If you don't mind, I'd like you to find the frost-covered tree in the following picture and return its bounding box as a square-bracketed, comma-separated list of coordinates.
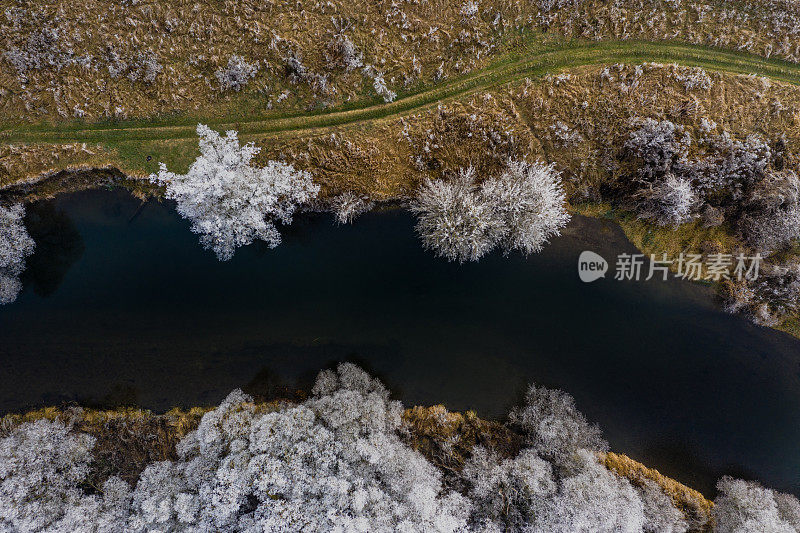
[412, 168, 505, 263]
[481, 159, 571, 255]
[0, 365, 701, 533]
[329, 191, 374, 224]
[713, 476, 800, 533]
[215, 55, 259, 92]
[638, 479, 689, 533]
[463, 447, 557, 530]
[635, 173, 698, 227]
[0, 204, 35, 305]
[125, 363, 471, 532]
[412, 161, 570, 262]
[463, 447, 647, 532]
[528, 449, 645, 533]
[508, 383, 608, 467]
[0, 419, 129, 532]
[150, 124, 319, 261]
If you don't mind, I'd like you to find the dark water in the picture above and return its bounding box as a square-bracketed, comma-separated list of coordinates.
[2, 188, 800, 497]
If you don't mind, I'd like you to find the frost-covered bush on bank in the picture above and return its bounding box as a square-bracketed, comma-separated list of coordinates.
[0, 204, 35, 305]
[4, 363, 792, 532]
[150, 125, 319, 261]
[412, 160, 571, 263]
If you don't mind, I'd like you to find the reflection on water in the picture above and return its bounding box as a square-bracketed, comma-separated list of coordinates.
[22, 201, 85, 297]
[1, 188, 800, 497]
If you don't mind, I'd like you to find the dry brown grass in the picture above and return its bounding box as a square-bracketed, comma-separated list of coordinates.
[602, 451, 714, 528]
[401, 405, 523, 474]
[3, 0, 800, 125]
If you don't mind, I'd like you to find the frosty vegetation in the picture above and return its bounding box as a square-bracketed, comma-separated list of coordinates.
[7, 0, 800, 121]
[713, 476, 800, 532]
[635, 174, 698, 227]
[509, 383, 609, 467]
[621, 118, 800, 250]
[215, 56, 258, 92]
[327, 35, 363, 72]
[329, 191, 375, 225]
[616, 116, 800, 326]
[0, 204, 35, 305]
[2, 363, 793, 532]
[4, 28, 68, 77]
[412, 160, 570, 263]
[724, 260, 800, 327]
[150, 125, 319, 261]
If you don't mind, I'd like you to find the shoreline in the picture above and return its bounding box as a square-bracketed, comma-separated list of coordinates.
[0, 400, 714, 522]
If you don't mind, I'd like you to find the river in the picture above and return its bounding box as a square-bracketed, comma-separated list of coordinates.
[1, 187, 800, 496]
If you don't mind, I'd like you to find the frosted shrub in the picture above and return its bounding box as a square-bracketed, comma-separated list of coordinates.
[373, 74, 397, 103]
[699, 133, 772, 201]
[549, 121, 584, 147]
[738, 170, 800, 251]
[725, 261, 800, 326]
[0, 204, 35, 305]
[673, 66, 713, 91]
[150, 124, 319, 261]
[329, 191, 374, 224]
[285, 52, 331, 95]
[713, 476, 800, 532]
[412, 161, 570, 262]
[4, 28, 68, 76]
[482, 160, 571, 255]
[412, 168, 504, 263]
[127, 52, 162, 84]
[461, 1, 480, 17]
[328, 35, 363, 71]
[508, 383, 608, 467]
[636, 174, 698, 227]
[215, 55, 258, 92]
[625, 119, 691, 180]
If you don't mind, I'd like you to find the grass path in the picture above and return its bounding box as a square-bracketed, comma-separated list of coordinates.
[2, 38, 800, 178]
[5, 40, 800, 145]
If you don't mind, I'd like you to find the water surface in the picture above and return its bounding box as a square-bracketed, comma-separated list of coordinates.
[2, 188, 800, 496]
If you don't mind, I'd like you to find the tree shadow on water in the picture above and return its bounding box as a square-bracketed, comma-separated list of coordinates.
[22, 201, 85, 297]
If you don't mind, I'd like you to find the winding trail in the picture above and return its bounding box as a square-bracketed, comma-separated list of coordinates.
[4, 40, 800, 146]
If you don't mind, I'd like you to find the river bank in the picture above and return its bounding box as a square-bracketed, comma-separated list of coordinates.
[0, 400, 714, 527]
